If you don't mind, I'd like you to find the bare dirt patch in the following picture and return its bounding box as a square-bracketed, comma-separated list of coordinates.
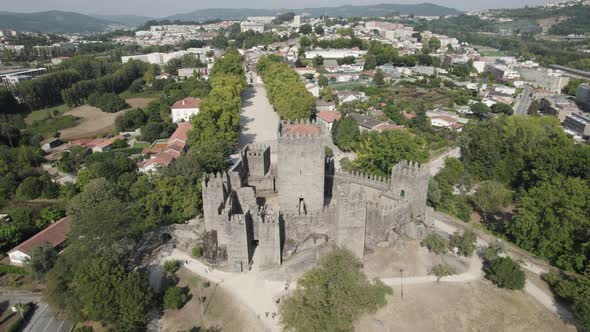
[161, 267, 265, 332]
[355, 281, 575, 332]
[363, 240, 469, 278]
[59, 97, 154, 139]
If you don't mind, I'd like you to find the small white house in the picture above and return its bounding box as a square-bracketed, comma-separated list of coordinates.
[171, 97, 202, 123]
[8, 217, 71, 265]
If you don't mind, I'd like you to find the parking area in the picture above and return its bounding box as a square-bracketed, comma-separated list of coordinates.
[23, 303, 72, 332]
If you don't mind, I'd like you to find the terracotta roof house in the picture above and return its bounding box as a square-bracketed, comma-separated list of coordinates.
[282, 123, 322, 136]
[316, 111, 342, 131]
[138, 122, 192, 173]
[171, 97, 202, 123]
[8, 217, 71, 265]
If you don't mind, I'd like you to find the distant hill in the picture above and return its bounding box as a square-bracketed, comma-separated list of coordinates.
[165, 3, 462, 21]
[91, 14, 154, 27]
[0, 11, 115, 33]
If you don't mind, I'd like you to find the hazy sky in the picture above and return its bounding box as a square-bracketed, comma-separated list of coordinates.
[2, 0, 554, 17]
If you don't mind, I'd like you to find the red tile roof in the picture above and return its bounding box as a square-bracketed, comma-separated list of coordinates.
[9, 217, 71, 255]
[171, 97, 202, 109]
[317, 111, 342, 123]
[283, 124, 321, 136]
[169, 122, 192, 143]
[373, 122, 405, 132]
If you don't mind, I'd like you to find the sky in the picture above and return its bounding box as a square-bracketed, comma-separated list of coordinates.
[1, 0, 554, 17]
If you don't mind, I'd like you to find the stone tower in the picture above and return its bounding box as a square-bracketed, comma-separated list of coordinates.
[389, 161, 429, 223]
[202, 172, 228, 231]
[277, 120, 325, 214]
[245, 144, 270, 177]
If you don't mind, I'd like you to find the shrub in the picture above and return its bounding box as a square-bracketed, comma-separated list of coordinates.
[87, 92, 129, 113]
[420, 233, 448, 254]
[75, 327, 94, 332]
[163, 286, 189, 310]
[192, 246, 203, 258]
[432, 263, 456, 282]
[449, 230, 477, 257]
[162, 260, 182, 275]
[0, 264, 29, 275]
[483, 256, 525, 290]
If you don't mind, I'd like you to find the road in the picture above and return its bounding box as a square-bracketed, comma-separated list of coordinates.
[237, 84, 280, 164]
[0, 291, 71, 332]
[428, 147, 461, 176]
[513, 85, 534, 116]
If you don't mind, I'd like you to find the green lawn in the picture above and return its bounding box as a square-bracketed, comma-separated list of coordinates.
[119, 89, 163, 100]
[25, 104, 70, 125]
[472, 45, 506, 57]
[133, 141, 150, 149]
[28, 115, 79, 138]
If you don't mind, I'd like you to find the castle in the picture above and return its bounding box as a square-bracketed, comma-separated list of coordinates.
[202, 120, 431, 272]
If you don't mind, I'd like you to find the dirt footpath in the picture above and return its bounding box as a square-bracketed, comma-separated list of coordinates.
[59, 98, 154, 139]
[355, 281, 575, 332]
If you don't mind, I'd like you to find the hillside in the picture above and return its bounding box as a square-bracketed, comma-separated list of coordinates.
[91, 14, 154, 27]
[0, 11, 115, 33]
[165, 3, 462, 21]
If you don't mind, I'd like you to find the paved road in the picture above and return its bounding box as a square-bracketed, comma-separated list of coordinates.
[23, 302, 72, 332]
[514, 85, 534, 116]
[428, 147, 461, 176]
[237, 84, 280, 163]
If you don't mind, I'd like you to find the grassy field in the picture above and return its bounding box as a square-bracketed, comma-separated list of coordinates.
[472, 45, 506, 57]
[24, 104, 70, 125]
[119, 89, 163, 100]
[28, 115, 79, 138]
[160, 267, 264, 332]
[356, 281, 574, 332]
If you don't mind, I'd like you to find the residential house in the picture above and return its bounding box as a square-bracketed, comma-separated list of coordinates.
[316, 111, 341, 131]
[337, 91, 366, 104]
[306, 83, 320, 97]
[171, 97, 201, 123]
[40, 138, 62, 152]
[138, 122, 192, 173]
[8, 217, 71, 265]
[349, 113, 404, 132]
[426, 110, 468, 131]
[316, 100, 336, 112]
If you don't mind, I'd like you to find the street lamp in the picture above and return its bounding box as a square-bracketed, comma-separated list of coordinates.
[400, 268, 404, 300]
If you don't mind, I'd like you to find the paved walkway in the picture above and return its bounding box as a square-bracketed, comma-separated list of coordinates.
[237, 84, 280, 164]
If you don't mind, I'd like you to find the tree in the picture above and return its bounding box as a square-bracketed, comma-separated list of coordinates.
[318, 75, 329, 88]
[319, 86, 337, 102]
[471, 102, 490, 116]
[313, 55, 324, 67]
[354, 130, 428, 177]
[332, 117, 360, 152]
[471, 181, 511, 224]
[492, 102, 513, 115]
[428, 36, 441, 51]
[280, 248, 392, 331]
[299, 24, 312, 35]
[374, 69, 385, 86]
[67, 178, 117, 219]
[483, 256, 525, 290]
[420, 233, 448, 254]
[163, 286, 189, 310]
[300, 36, 311, 48]
[449, 230, 477, 257]
[314, 25, 325, 35]
[28, 244, 57, 280]
[432, 263, 456, 282]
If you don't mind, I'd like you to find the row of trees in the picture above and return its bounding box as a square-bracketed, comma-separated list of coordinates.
[13, 70, 81, 110]
[188, 48, 246, 156]
[257, 55, 315, 120]
[61, 60, 148, 107]
[86, 92, 128, 113]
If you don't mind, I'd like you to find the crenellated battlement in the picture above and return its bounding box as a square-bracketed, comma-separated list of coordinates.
[203, 172, 225, 188]
[245, 144, 269, 157]
[391, 160, 428, 178]
[278, 119, 325, 140]
[334, 170, 391, 189]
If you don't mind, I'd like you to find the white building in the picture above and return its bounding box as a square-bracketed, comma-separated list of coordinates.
[8, 217, 71, 265]
[247, 16, 276, 23]
[171, 97, 202, 123]
[240, 21, 265, 33]
[0, 68, 47, 86]
[305, 48, 367, 59]
[515, 66, 569, 93]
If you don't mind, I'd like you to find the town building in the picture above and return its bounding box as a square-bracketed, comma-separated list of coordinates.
[316, 111, 341, 131]
[138, 122, 192, 173]
[485, 63, 520, 81]
[577, 84, 590, 112]
[171, 97, 201, 123]
[305, 49, 367, 59]
[8, 217, 71, 265]
[515, 66, 569, 93]
[0, 68, 47, 86]
[178, 67, 208, 79]
[240, 21, 265, 33]
[563, 112, 590, 138]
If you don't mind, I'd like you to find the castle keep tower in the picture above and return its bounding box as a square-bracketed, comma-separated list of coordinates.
[277, 120, 325, 214]
[389, 161, 429, 223]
